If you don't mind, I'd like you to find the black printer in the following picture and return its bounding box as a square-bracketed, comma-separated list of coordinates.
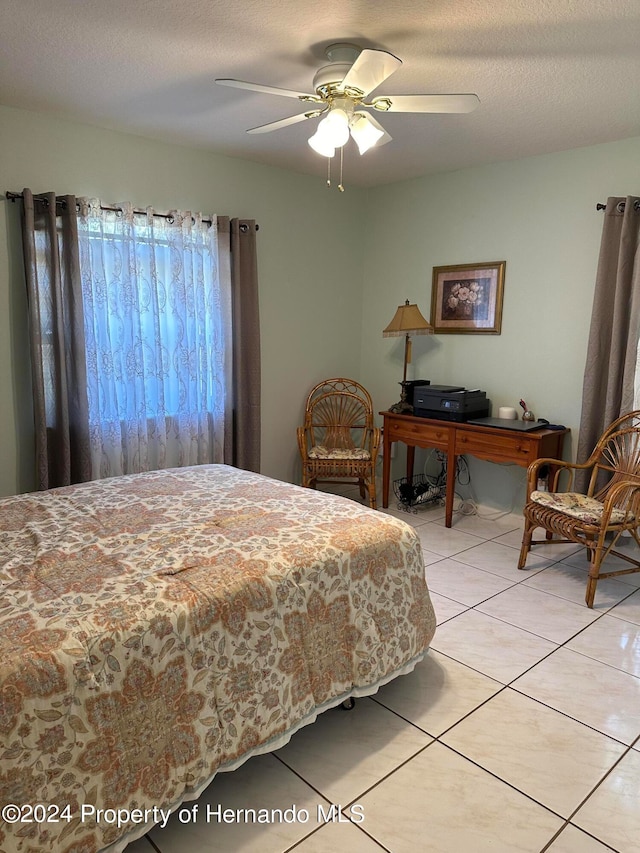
[413, 385, 491, 422]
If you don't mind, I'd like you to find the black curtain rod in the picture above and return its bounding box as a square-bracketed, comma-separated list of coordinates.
[597, 199, 640, 211]
[4, 191, 259, 230]
[10, 189, 614, 219]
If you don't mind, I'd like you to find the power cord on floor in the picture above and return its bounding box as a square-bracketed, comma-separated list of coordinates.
[423, 449, 470, 490]
[458, 464, 527, 520]
[424, 449, 526, 520]
[419, 450, 472, 512]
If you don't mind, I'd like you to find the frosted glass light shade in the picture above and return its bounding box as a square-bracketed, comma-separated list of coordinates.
[350, 113, 385, 154]
[308, 107, 351, 157]
[319, 108, 350, 147]
[308, 131, 335, 157]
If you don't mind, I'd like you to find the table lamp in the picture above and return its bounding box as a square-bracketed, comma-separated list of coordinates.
[383, 300, 433, 413]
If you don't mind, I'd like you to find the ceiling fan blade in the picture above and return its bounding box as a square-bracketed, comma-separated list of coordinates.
[216, 78, 315, 101]
[246, 112, 318, 134]
[339, 49, 402, 97]
[374, 93, 480, 113]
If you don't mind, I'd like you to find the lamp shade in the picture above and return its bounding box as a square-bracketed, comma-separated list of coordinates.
[383, 300, 433, 337]
[308, 131, 335, 158]
[350, 113, 385, 155]
[320, 108, 350, 147]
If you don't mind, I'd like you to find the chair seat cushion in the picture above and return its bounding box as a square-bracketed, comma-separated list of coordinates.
[530, 491, 631, 524]
[308, 445, 371, 460]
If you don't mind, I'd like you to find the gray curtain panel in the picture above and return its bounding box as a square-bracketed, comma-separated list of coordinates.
[230, 217, 261, 473]
[20, 189, 92, 489]
[576, 196, 640, 489]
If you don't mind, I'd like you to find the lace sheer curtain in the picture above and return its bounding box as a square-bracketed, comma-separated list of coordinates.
[77, 200, 232, 478]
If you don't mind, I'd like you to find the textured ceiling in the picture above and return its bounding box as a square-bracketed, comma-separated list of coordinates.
[0, 0, 639, 187]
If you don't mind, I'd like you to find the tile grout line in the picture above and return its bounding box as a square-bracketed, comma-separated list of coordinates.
[430, 606, 640, 744]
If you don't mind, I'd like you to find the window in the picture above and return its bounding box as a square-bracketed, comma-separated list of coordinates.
[20, 189, 259, 490]
[76, 201, 231, 477]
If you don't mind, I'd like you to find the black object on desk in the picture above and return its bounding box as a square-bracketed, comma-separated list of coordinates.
[466, 417, 547, 432]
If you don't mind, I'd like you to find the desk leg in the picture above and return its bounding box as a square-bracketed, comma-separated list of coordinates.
[445, 455, 456, 527]
[382, 434, 391, 508]
[445, 430, 457, 527]
[407, 445, 416, 481]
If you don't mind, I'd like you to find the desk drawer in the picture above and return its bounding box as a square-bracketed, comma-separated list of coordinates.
[456, 430, 532, 465]
[388, 419, 450, 449]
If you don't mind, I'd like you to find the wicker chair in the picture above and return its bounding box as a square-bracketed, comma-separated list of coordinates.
[297, 378, 381, 509]
[518, 411, 640, 607]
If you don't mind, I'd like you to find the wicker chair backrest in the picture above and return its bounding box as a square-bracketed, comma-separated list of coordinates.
[589, 414, 640, 504]
[303, 379, 374, 451]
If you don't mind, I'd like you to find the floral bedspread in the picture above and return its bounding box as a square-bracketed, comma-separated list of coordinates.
[0, 465, 435, 852]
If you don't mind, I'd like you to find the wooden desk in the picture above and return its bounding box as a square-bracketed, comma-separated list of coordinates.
[380, 411, 569, 527]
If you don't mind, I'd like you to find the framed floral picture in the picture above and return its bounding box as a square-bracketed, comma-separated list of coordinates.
[430, 261, 506, 334]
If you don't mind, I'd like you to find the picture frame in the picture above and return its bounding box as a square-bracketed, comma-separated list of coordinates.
[430, 261, 506, 334]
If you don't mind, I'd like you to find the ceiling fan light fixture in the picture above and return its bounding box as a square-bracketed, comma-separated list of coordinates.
[217, 43, 480, 185]
[308, 130, 335, 158]
[318, 108, 350, 147]
[308, 106, 351, 158]
[349, 112, 385, 155]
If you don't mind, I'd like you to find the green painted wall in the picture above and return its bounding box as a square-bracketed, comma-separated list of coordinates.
[361, 137, 640, 509]
[1, 100, 639, 511]
[0, 104, 364, 496]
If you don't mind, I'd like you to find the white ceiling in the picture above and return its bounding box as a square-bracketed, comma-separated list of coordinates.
[1, 0, 639, 187]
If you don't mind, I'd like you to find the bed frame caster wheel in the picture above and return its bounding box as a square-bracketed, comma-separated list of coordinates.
[341, 697, 355, 710]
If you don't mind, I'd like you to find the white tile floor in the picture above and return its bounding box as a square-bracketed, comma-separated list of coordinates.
[128, 486, 640, 853]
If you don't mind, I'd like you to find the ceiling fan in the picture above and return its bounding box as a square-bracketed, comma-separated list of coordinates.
[216, 43, 480, 189]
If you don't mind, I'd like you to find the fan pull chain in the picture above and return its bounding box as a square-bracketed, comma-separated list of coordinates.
[325, 150, 345, 192]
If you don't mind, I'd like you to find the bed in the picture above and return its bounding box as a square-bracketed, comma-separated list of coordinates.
[0, 464, 436, 852]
